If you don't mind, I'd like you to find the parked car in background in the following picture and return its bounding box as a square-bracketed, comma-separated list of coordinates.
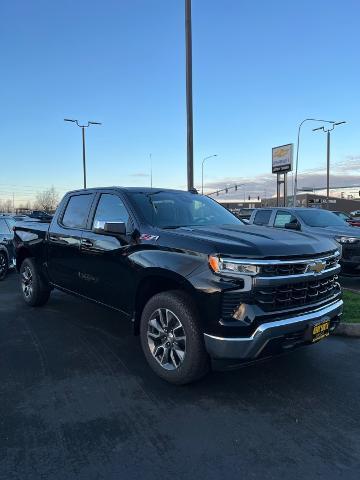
[0, 216, 16, 280]
[230, 208, 255, 221]
[14, 187, 342, 384]
[249, 207, 360, 272]
[29, 210, 53, 221]
[350, 210, 360, 217]
[331, 211, 360, 228]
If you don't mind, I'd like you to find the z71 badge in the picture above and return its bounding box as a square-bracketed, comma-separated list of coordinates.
[140, 234, 159, 241]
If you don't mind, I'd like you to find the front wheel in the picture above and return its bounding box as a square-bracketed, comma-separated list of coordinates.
[140, 290, 210, 385]
[20, 258, 51, 306]
[0, 251, 8, 281]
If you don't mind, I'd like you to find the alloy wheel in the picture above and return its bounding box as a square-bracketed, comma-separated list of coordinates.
[22, 265, 33, 299]
[0, 253, 6, 278]
[147, 308, 186, 370]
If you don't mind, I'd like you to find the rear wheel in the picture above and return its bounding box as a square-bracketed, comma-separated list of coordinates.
[140, 290, 210, 385]
[20, 258, 51, 306]
[0, 251, 8, 281]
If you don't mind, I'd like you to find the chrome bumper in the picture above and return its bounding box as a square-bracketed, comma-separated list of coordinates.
[204, 299, 343, 360]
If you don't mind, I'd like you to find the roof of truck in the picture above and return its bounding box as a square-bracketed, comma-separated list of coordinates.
[66, 187, 197, 195]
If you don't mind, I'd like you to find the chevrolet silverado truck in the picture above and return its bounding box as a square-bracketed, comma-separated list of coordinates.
[14, 187, 343, 384]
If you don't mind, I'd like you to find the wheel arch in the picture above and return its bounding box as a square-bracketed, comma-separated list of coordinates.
[16, 246, 33, 272]
[133, 270, 197, 335]
[0, 245, 9, 260]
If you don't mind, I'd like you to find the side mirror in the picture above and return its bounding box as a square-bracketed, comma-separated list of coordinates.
[94, 221, 127, 235]
[284, 222, 301, 231]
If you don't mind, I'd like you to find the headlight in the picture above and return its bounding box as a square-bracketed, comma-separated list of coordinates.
[335, 236, 360, 244]
[209, 255, 260, 276]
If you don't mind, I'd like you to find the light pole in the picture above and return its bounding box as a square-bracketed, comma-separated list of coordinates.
[185, 0, 194, 191]
[201, 154, 218, 194]
[293, 118, 335, 206]
[64, 119, 102, 189]
[313, 121, 346, 209]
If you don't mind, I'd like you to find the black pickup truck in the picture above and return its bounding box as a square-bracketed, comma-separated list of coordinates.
[14, 187, 343, 384]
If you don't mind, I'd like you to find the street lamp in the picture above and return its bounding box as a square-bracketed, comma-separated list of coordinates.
[293, 118, 335, 206]
[201, 154, 218, 194]
[313, 121, 346, 209]
[64, 119, 102, 189]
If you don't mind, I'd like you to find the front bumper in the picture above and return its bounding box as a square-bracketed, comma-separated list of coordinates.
[204, 299, 343, 360]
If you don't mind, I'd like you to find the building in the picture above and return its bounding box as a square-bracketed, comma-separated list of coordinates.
[261, 193, 360, 213]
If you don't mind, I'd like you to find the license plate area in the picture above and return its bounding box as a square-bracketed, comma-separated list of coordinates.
[310, 319, 330, 343]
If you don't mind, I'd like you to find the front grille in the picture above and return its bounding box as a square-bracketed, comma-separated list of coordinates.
[254, 274, 340, 312]
[262, 263, 307, 276]
[259, 252, 339, 277]
[222, 291, 243, 318]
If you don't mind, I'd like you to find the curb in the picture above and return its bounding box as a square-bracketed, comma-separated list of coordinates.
[334, 323, 360, 338]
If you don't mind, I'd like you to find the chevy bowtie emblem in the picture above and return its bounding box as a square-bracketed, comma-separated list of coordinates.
[308, 261, 326, 274]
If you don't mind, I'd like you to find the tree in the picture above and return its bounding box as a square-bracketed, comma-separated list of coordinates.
[0, 199, 13, 213]
[34, 186, 60, 213]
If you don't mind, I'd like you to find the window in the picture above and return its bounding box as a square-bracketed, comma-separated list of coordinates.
[129, 191, 242, 228]
[253, 210, 271, 226]
[297, 209, 346, 227]
[92, 194, 129, 229]
[0, 219, 10, 234]
[62, 194, 93, 229]
[274, 211, 298, 228]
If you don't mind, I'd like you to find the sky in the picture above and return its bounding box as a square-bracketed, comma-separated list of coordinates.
[0, 0, 359, 205]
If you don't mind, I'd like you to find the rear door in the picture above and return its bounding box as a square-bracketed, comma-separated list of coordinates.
[79, 192, 136, 314]
[252, 209, 272, 226]
[46, 193, 95, 293]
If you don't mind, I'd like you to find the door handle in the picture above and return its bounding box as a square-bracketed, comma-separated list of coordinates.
[81, 238, 93, 248]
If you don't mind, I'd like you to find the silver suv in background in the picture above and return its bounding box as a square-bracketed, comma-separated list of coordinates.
[249, 207, 360, 272]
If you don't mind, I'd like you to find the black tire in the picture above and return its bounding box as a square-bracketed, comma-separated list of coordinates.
[20, 258, 51, 307]
[140, 290, 210, 385]
[0, 251, 8, 281]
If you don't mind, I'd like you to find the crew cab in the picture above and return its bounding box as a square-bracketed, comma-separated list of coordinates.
[249, 207, 360, 272]
[14, 188, 343, 384]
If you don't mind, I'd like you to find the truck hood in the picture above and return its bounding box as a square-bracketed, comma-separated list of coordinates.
[304, 225, 360, 239]
[161, 224, 338, 258]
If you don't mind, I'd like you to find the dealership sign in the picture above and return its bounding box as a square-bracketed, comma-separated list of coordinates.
[272, 143, 294, 173]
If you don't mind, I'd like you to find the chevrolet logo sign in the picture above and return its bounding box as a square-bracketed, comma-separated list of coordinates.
[307, 261, 326, 274]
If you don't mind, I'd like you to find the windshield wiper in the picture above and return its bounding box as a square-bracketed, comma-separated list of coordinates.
[161, 225, 187, 229]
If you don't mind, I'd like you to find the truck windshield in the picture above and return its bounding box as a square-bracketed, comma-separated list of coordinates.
[297, 209, 348, 227]
[129, 191, 243, 228]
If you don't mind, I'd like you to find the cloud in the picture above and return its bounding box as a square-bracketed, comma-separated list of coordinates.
[202, 156, 360, 200]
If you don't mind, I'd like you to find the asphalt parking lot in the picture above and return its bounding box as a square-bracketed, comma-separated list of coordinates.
[1, 272, 360, 480]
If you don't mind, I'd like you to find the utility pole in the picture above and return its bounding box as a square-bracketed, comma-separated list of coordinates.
[185, 0, 194, 190]
[82, 126, 87, 189]
[64, 119, 102, 189]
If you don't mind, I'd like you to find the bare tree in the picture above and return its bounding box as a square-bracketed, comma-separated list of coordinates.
[34, 186, 60, 213]
[0, 199, 13, 213]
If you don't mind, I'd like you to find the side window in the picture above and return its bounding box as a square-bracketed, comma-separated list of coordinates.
[253, 210, 271, 226]
[62, 194, 94, 229]
[274, 211, 297, 228]
[0, 219, 10, 234]
[92, 194, 129, 229]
